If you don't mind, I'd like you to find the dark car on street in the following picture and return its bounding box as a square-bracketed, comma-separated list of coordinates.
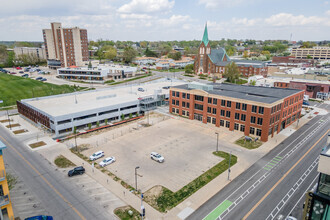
[68, 166, 85, 177]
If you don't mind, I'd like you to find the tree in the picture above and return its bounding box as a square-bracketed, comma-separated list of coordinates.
[96, 121, 100, 127]
[184, 64, 194, 74]
[103, 46, 117, 60]
[123, 46, 138, 63]
[88, 123, 92, 130]
[168, 52, 181, 61]
[0, 45, 8, 64]
[223, 62, 240, 83]
[135, 112, 139, 117]
[129, 113, 133, 119]
[96, 49, 104, 62]
[144, 47, 157, 57]
[306, 55, 313, 59]
[7, 51, 15, 67]
[140, 41, 148, 48]
[121, 114, 125, 121]
[250, 80, 256, 86]
[243, 51, 249, 58]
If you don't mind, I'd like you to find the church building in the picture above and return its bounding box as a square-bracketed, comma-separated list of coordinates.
[194, 24, 268, 77]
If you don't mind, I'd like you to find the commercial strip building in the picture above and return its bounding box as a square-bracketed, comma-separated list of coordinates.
[133, 56, 194, 69]
[169, 82, 304, 142]
[17, 80, 184, 137]
[194, 25, 268, 77]
[291, 47, 330, 60]
[271, 56, 316, 67]
[42, 22, 89, 68]
[302, 141, 330, 219]
[0, 141, 14, 220]
[13, 47, 47, 60]
[57, 65, 137, 83]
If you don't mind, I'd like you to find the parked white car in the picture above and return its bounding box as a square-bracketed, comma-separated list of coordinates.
[150, 152, 164, 163]
[99, 157, 116, 167]
[89, 151, 104, 161]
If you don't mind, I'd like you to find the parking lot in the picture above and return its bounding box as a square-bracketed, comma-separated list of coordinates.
[75, 116, 257, 193]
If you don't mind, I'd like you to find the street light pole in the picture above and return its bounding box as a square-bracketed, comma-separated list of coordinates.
[135, 166, 140, 192]
[215, 132, 219, 152]
[227, 151, 232, 180]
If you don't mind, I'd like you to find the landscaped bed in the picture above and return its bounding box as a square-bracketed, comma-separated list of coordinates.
[0, 119, 12, 123]
[13, 129, 28, 134]
[54, 155, 76, 168]
[29, 141, 46, 149]
[6, 123, 20, 128]
[114, 205, 140, 220]
[235, 136, 263, 149]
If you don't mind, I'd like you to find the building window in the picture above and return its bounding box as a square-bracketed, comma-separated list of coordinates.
[207, 116, 211, 123]
[176, 109, 179, 114]
[236, 102, 241, 110]
[207, 107, 212, 113]
[257, 117, 263, 125]
[240, 125, 245, 132]
[195, 95, 204, 101]
[172, 108, 175, 113]
[221, 100, 226, 106]
[234, 123, 239, 130]
[182, 110, 186, 115]
[176, 100, 179, 106]
[187, 103, 190, 108]
[182, 102, 186, 108]
[212, 118, 216, 124]
[252, 105, 257, 113]
[187, 94, 190, 99]
[194, 104, 204, 111]
[250, 127, 255, 135]
[274, 124, 278, 133]
[256, 129, 262, 136]
[251, 116, 256, 124]
[227, 101, 231, 108]
[241, 114, 246, 121]
[235, 113, 240, 120]
[208, 97, 212, 104]
[182, 93, 186, 99]
[220, 120, 224, 127]
[187, 111, 190, 116]
[172, 91, 175, 97]
[212, 108, 217, 115]
[242, 103, 247, 111]
[213, 98, 217, 105]
[220, 109, 225, 116]
[226, 111, 231, 118]
[226, 121, 230, 128]
[268, 127, 273, 135]
[172, 99, 175, 105]
[259, 107, 264, 114]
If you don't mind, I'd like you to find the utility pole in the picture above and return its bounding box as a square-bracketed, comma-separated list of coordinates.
[215, 132, 219, 152]
[228, 151, 232, 180]
[135, 166, 140, 192]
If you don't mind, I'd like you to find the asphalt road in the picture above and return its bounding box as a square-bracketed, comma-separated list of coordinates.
[0, 125, 116, 219]
[187, 114, 330, 220]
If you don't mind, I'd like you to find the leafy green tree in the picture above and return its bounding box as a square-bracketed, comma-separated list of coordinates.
[121, 114, 125, 121]
[306, 55, 313, 59]
[96, 121, 100, 127]
[103, 46, 117, 60]
[123, 46, 138, 63]
[184, 64, 194, 73]
[73, 126, 77, 134]
[129, 113, 133, 119]
[250, 80, 256, 86]
[0, 45, 8, 64]
[105, 119, 108, 125]
[88, 123, 92, 130]
[223, 62, 240, 83]
[7, 51, 15, 67]
[135, 112, 139, 117]
[144, 47, 157, 57]
[243, 51, 249, 58]
[168, 52, 181, 60]
[140, 41, 148, 48]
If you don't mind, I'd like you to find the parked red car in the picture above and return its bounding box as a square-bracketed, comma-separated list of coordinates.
[16, 67, 22, 70]
[10, 72, 17, 74]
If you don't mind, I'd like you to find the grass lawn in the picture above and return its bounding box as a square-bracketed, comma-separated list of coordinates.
[54, 155, 76, 168]
[0, 73, 85, 106]
[106, 73, 152, 85]
[146, 151, 237, 212]
[114, 206, 140, 220]
[235, 136, 263, 149]
[29, 141, 46, 149]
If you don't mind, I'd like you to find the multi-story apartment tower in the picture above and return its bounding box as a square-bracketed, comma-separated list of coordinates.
[42, 22, 89, 68]
[291, 47, 330, 60]
[0, 141, 14, 219]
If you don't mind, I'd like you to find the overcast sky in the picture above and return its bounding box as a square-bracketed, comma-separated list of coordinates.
[1, 0, 329, 42]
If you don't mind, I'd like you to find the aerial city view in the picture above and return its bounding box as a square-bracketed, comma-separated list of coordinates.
[0, 0, 330, 220]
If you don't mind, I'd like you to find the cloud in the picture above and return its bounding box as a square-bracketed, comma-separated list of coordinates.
[117, 0, 175, 14]
[198, 0, 244, 9]
[265, 13, 330, 26]
[158, 15, 191, 26]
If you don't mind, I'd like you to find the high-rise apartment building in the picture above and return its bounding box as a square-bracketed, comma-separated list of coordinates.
[0, 141, 14, 220]
[42, 22, 89, 68]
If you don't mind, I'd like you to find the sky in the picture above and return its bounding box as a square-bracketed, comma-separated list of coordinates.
[0, 0, 329, 42]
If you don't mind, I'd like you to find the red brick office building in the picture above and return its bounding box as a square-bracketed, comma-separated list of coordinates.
[170, 83, 304, 142]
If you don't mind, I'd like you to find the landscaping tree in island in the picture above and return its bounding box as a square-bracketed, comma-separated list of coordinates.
[121, 114, 125, 121]
[184, 64, 194, 74]
[135, 112, 139, 118]
[96, 121, 100, 127]
[105, 119, 108, 125]
[129, 113, 133, 119]
[88, 123, 92, 130]
[223, 62, 240, 83]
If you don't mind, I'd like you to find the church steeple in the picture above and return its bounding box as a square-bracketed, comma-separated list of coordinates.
[201, 23, 209, 46]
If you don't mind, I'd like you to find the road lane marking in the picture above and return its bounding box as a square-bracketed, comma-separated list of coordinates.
[242, 129, 329, 220]
[0, 135, 86, 220]
[203, 200, 232, 220]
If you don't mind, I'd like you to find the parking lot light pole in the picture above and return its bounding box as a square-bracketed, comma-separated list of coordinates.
[215, 132, 219, 152]
[135, 166, 140, 192]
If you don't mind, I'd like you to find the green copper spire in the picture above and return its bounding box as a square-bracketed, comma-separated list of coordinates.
[201, 23, 209, 46]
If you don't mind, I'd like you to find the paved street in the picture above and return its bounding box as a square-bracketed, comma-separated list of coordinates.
[0, 124, 120, 220]
[187, 114, 330, 220]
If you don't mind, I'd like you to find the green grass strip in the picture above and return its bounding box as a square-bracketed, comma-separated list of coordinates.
[203, 200, 233, 220]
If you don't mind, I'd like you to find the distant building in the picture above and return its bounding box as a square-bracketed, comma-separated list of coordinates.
[173, 45, 185, 54]
[0, 141, 14, 220]
[272, 56, 316, 66]
[194, 24, 268, 77]
[170, 82, 304, 142]
[133, 57, 158, 65]
[42, 22, 89, 69]
[13, 47, 46, 60]
[291, 47, 330, 60]
[289, 80, 330, 99]
[302, 139, 330, 219]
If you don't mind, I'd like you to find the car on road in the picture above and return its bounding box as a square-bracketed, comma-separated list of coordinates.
[36, 77, 43, 80]
[150, 152, 164, 163]
[99, 157, 116, 167]
[68, 166, 85, 177]
[89, 151, 104, 161]
[22, 74, 29, 78]
[19, 71, 24, 74]
[10, 72, 17, 74]
[40, 78, 47, 81]
[138, 87, 145, 92]
[162, 86, 170, 89]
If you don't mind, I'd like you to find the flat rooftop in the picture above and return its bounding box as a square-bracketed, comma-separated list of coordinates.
[173, 83, 302, 104]
[22, 80, 184, 118]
